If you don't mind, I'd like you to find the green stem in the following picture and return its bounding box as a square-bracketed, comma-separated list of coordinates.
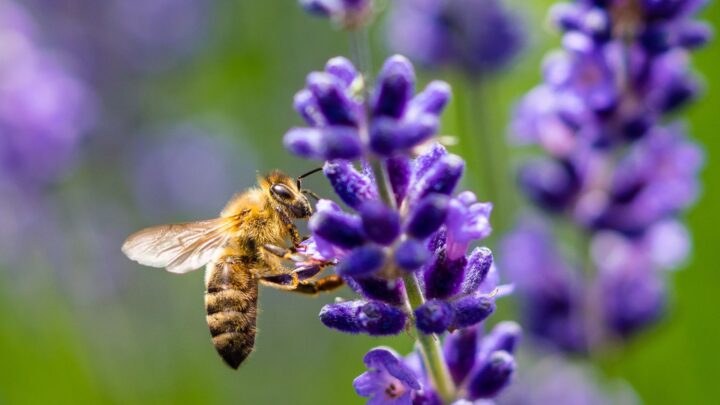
[403, 273, 457, 404]
[348, 28, 372, 89]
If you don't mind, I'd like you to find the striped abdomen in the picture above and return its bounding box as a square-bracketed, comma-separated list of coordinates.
[204, 256, 258, 369]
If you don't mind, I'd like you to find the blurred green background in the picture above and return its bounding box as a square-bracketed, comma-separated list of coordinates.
[0, 1, 718, 404]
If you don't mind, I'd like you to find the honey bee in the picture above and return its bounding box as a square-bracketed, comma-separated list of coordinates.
[121, 169, 343, 369]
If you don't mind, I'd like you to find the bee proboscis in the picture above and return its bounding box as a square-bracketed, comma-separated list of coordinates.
[122, 169, 342, 369]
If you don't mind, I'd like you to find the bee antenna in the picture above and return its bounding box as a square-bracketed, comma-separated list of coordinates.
[296, 167, 323, 189]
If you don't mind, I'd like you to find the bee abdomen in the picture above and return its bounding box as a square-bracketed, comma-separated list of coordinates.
[205, 257, 259, 369]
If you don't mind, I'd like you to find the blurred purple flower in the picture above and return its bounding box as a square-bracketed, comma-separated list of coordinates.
[502, 214, 694, 350]
[0, 0, 95, 185]
[507, 0, 709, 348]
[497, 356, 638, 405]
[500, 218, 589, 353]
[298, 0, 373, 29]
[26, 0, 211, 74]
[387, 0, 526, 76]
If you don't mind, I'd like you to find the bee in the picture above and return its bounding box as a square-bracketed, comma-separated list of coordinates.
[121, 169, 342, 369]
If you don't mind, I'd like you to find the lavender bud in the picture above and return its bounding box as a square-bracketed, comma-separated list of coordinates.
[467, 351, 515, 399]
[325, 56, 358, 87]
[360, 201, 400, 245]
[406, 194, 450, 239]
[284, 127, 324, 159]
[372, 115, 438, 155]
[410, 154, 464, 203]
[394, 239, 430, 272]
[518, 158, 580, 212]
[323, 161, 378, 210]
[293, 89, 324, 126]
[369, 117, 402, 156]
[413, 142, 448, 180]
[396, 114, 439, 149]
[336, 245, 386, 278]
[372, 55, 415, 118]
[319, 300, 363, 333]
[414, 300, 453, 334]
[309, 208, 365, 249]
[485, 321, 522, 354]
[677, 22, 713, 49]
[659, 75, 698, 113]
[358, 301, 407, 336]
[346, 276, 405, 306]
[444, 328, 478, 385]
[451, 295, 496, 329]
[299, 0, 335, 16]
[284, 127, 363, 160]
[306, 72, 357, 126]
[385, 155, 411, 206]
[424, 252, 467, 300]
[407, 81, 451, 117]
[461, 247, 493, 295]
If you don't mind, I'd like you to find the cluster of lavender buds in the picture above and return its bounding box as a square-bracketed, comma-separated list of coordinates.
[298, 0, 373, 29]
[284, 55, 519, 403]
[0, 0, 95, 186]
[387, 0, 526, 76]
[506, 0, 710, 352]
[354, 322, 520, 404]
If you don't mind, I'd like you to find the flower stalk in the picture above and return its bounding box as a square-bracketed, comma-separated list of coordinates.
[351, 28, 458, 404]
[402, 271, 457, 404]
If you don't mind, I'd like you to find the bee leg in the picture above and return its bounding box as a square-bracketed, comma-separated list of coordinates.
[289, 225, 302, 247]
[263, 243, 302, 261]
[260, 274, 344, 295]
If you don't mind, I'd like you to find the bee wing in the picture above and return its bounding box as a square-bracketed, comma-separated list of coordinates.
[122, 217, 239, 274]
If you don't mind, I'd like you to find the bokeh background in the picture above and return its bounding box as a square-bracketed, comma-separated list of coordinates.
[0, 1, 717, 404]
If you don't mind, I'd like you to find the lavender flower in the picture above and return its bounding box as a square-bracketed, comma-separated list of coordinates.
[0, 0, 95, 186]
[387, 0, 526, 76]
[27, 0, 211, 74]
[506, 0, 709, 350]
[285, 59, 481, 319]
[285, 55, 451, 160]
[284, 55, 519, 401]
[299, 0, 373, 29]
[497, 356, 639, 405]
[354, 322, 521, 403]
[311, 143, 505, 337]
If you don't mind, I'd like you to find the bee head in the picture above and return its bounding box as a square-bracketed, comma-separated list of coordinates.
[259, 170, 317, 219]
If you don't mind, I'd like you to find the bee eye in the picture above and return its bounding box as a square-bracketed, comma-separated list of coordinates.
[271, 184, 294, 201]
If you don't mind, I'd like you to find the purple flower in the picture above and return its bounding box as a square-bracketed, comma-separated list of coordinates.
[284, 57, 507, 339]
[497, 355, 639, 405]
[0, 0, 95, 186]
[355, 322, 521, 403]
[27, 0, 211, 73]
[299, 0, 373, 29]
[354, 348, 421, 404]
[500, 219, 589, 353]
[310, 144, 502, 336]
[508, 0, 709, 347]
[387, 0, 526, 76]
[284, 56, 450, 160]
